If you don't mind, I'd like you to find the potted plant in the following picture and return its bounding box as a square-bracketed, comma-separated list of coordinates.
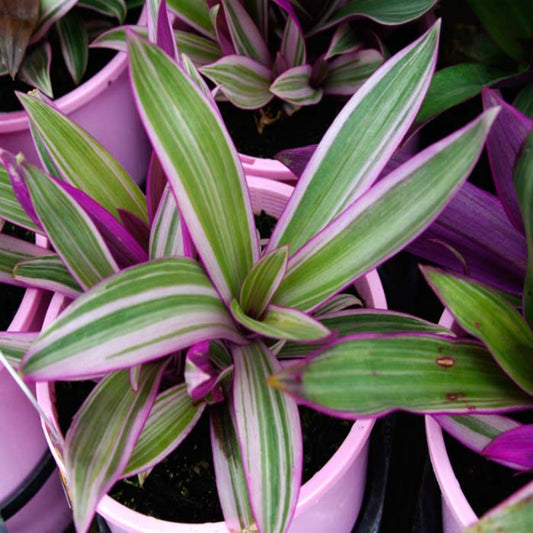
[0, 0, 150, 183]
[0, 14, 506, 532]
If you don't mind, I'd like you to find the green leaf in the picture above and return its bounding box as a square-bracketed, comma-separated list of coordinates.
[56, 10, 88, 85]
[34, 0, 77, 41]
[270, 65, 323, 106]
[18, 92, 148, 224]
[128, 36, 259, 305]
[18, 42, 53, 97]
[240, 246, 288, 318]
[415, 63, 512, 125]
[514, 130, 533, 327]
[77, 0, 127, 22]
[232, 341, 302, 533]
[13, 254, 82, 297]
[175, 30, 223, 66]
[123, 384, 205, 477]
[21, 258, 242, 380]
[268, 22, 440, 255]
[514, 83, 533, 118]
[0, 233, 50, 283]
[270, 334, 533, 417]
[272, 108, 498, 311]
[166, 0, 215, 38]
[65, 362, 165, 533]
[149, 185, 184, 259]
[0, 331, 37, 366]
[423, 267, 533, 395]
[231, 299, 331, 342]
[22, 162, 119, 290]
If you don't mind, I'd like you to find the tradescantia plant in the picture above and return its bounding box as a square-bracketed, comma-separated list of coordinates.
[0, 0, 143, 98]
[0, 12, 526, 532]
[93, 0, 437, 125]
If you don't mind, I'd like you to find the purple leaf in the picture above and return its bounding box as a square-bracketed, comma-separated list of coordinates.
[184, 341, 223, 403]
[117, 208, 150, 253]
[157, 0, 178, 59]
[483, 88, 533, 233]
[408, 181, 527, 294]
[483, 424, 533, 470]
[146, 152, 167, 223]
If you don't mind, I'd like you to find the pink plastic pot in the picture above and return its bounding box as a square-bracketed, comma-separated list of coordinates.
[0, 13, 149, 185]
[0, 288, 72, 533]
[35, 177, 386, 532]
[425, 309, 478, 533]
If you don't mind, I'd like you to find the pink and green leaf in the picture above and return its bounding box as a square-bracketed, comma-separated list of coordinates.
[56, 10, 88, 85]
[240, 246, 288, 318]
[201, 55, 273, 110]
[313, 294, 363, 316]
[270, 65, 323, 106]
[280, 14, 306, 67]
[21, 258, 242, 380]
[422, 266, 533, 395]
[269, 333, 533, 418]
[167, 0, 215, 39]
[18, 42, 53, 97]
[65, 362, 165, 533]
[325, 23, 362, 59]
[33, 0, 78, 42]
[0, 331, 37, 366]
[77, 0, 127, 22]
[18, 92, 148, 224]
[123, 384, 205, 477]
[129, 36, 260, 304]
[232, 341, 302, 533]
[273, 108, 498, 311]
[267, 22, 440, 255]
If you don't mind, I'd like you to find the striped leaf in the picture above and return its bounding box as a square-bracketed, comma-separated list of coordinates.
[280, 13, 305, 67]
[313, 294, 363, 316]
[240, 246, 288, 317]
[270, 65, 323, 106]
[0, 233, 50, 285]
[326, 0, 437, 28]
[0, 331, 37, 366]
[56, 10, 88, 85]
[0, 164, 39, 232]
[272, 108, 498, 311]
[77, 0, 127, 22]
[211, 401, 255, 532]
[323, 49, 384, 96]
[434, 414, 525, 469]
[242, 0, 268, 39]
[325, 23, 362, 59]
[18, 42, 53, 97]
[514, 130, 533, 327]
[17, 92, 148, 224]
[231, 300, 331, 342]
[423, 267, 533, 395]
[149, 185, 184, 259]
[21, 161, 119, 290]
[175, 30, 223, 66]
[232, 341, 302, 533]
[13, 254, 82, 297]
[267, 22, 439, 255]
[128, 36, 260, 305]
[65, 362, 165, 533]
[123, 384, 205, 477]
[269, 334, 533, 418]
[222, 0, 270, 66]
[166, 0, 215, 38]
[33, 0, 77, 42]
[201, 55, 273, 110]
[20, 258, 242, 380]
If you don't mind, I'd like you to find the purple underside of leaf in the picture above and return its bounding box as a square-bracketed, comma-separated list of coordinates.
[1, 151, 43, 230]
[117, 208, 150, 253]
[184, 341, 219, 401]
[408, 181, 527, 294]
[483, 88, 533, 233]
[146, 152, 167, 223]
[273, 0, 299, 27]
[156, 0, 178, 60]
[482, 424, 533, 469]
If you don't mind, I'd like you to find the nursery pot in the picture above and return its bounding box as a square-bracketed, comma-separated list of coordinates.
[0, 11, 149, 185]
[0, 287, 72, 533]
[35, 177, 386, 532]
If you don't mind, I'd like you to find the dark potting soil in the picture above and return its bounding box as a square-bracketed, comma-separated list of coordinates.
[444, 429, 533, 518]
[55, 381, 352, 524]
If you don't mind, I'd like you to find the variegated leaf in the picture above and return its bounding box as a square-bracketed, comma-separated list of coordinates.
[0, 331, 37, 366]
[166, 0, 215, 38]
[323, 49, 384, 96]
[201, 55, 273, 110]
[17, 92, 148, 224]
[123, 384, 205, 477]
[149, 185, 184, 259]
[232, 342, 302, 533]
[33, 0, 77, 42]
[13, 254, 82, 297]
[18, 42, 53, 97]
[240, 246, 288, 318]
[269, 334, 533, 417]
[231, 299, 331, 342]
[129, 36, 260, 305]
[313, 294, 363, 316]
[66, 362, 165, 533]
[280, 10, 306, 67]
[267, 22, 440, 255]
[270, 65, 323, 106]
[325, 23, 361, 59]
[77, 0, 127, 22]
[56, 10, 88, 85]
[175, 30, 223, 66]
[422, 266, 533, 395]
[21, 258, 243, 380]
[272, 108, 498, 311]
